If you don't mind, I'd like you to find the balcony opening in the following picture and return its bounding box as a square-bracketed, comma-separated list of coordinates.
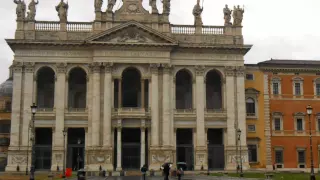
[68, 67, 87, 110]
[176, 69, 192, 109]
[206, 70, 222, 110]
[122, 68, 141, 108]
[37, 67, 55, 108]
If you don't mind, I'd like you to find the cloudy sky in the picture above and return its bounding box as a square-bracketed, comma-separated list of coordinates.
[0, 0, 320, 83]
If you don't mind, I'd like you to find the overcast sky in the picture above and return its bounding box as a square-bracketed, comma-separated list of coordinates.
[0, 0, 320, 83]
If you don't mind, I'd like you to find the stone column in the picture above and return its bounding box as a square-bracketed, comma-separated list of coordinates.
[150, 64, 159, 147]
[141, 79, 145, 108]
[103, 63, 113, 147]
[54, 63, 67, 147]
[116, 127, 122, 171]
[195, 65, 206, 170]
[224, 66, 237, 170]
[141, 127, 146, 167]
[235, 67, 249, 170]
[21, 63, 34, 147]
[91, 62, 101, 147]
[162, 64, 171, 147]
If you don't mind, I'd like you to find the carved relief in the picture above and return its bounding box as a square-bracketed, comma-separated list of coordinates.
[14, 0, 26, 21]
[151, 151, 172, 164]
[117, 32, 146, 43]
[56, 0, 69, 23]
[26, 0, 39, 21]
[68, 32, 93, 40]
[195, 65, 205, 76]
[150, 63, 160, 74]
[12, 155, 27, 164]
[36, 32, 60, 40]
[56, 63, 67, 73]
[89, 154, 111, 164]
[196, 154, 206, 165]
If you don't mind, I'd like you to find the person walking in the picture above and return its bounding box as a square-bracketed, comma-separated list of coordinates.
[162, 163, 171, 180]
[177, 166, 183, 180]
[141, 164, 148, 180]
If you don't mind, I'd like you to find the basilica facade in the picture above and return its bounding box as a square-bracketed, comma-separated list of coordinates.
[6, 0, 251, 172]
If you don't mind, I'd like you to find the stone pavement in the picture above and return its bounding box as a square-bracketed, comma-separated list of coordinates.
[70, 176, 260, 180]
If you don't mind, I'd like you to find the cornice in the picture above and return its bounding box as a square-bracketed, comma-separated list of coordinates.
[260, 67, 320, 73]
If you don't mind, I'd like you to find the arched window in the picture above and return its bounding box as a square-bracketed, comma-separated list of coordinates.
[205, 70, 222, 109]
[37, 67, 55, 108]
[175, 69, 193, 109]
[246, 98, 255, 116]
[68, 67, 87, 109]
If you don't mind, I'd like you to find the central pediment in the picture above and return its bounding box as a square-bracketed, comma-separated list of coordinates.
[86, 21, 178, 46]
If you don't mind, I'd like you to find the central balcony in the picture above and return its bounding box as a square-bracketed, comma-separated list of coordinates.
[205, 109, 227, 120]
[174, 109, 196, 120]
[112, 107, 151, 119]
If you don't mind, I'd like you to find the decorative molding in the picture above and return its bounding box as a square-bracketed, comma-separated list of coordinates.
[235, 66, 245, 77]
[12, 61, 24, 73]
[56, 63, 67, 73]
[195, 65, 205, 76]
[103, 62, 113, 73]
[23, 62, 35, 73]
[293, 112, 306, 117]
[224, 66, 235, 76]
[150, 63, 160, 74]
[90, 62, 102, 73]
[162, 63, 172, 74]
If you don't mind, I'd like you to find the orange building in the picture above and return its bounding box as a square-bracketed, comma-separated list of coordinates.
[259, 59, 320, 171]
[0, 74, 12, 171]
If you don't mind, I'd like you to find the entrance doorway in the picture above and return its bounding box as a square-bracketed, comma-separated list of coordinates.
[67, 128, 85, 170]
[35, 128, 52, 170]
[176, 129, 194, 170]
[122, 128, 141, 170]
[207, 129, 224, 170]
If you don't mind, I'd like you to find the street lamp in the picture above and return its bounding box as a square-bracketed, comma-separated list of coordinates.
[30, 103, 37, 180]
[77, 138, 81, 170]
[237, 129, 244, 177]
[62, 129, 67, 179]
[26, 121, 31, 175]
[306, 105, 316, 180]
[207, 140, 209, 176]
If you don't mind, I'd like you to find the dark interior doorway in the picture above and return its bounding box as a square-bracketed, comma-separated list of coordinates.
[67, 128, 85, 170]
[207, 129, 224, 170]
[176, 129, 194, 170]
[122, 128, 141, 170]
[35, 128, 52, 170]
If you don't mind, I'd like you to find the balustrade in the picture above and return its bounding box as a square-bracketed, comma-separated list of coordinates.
[202, 26, 224, 34]
[67, 22, 93, 32]
[171, 25, 225, 35]
[35, 21, 60, 31]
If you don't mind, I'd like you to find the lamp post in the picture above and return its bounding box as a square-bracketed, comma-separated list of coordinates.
[62, 129, 67, 179]
[207, 140, 209, 176]
[237, 129, 244, 177]
[306, 105, 316, 180]
[26, 121, 31, 175]
[30, 103, 37, 180]
[77, 138, 81, 170]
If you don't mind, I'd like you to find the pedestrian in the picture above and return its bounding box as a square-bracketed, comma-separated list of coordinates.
[162, 163, 171, 180]
[177, 166, 183, 180]
[141, 164, 148, 180]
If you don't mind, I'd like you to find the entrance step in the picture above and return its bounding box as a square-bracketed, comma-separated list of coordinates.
[125, 171, 142, 176]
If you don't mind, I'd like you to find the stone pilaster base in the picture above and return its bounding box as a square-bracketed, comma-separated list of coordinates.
[194, 146, 208, 170]
[225, 145, 250, 171]
[148, 146, 174, 171]
[85, 147, 113, 171]
[50, 147, 64, 172]
[5, 146, 29, 172]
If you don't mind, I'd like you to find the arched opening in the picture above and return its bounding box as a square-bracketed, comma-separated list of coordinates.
[206, 70, 222, 110]
[246, 98, 255, 116]
[176, 69, 193, 109]
[68, 68, 87, 109]
[37, 67, 55, 108]
[122, 68, 141, 107]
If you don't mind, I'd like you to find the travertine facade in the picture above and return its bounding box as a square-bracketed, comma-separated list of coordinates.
[6, 0, 251, 172]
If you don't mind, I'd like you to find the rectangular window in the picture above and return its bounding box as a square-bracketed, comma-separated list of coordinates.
[298, 150, 305, 163]
[296, 118, 303, 131]
[248, 125, 256, 132]
[273, 83, 279, 95]
[318, 119, 320, 131]
[248, 145, 258, 162]
[246, 74, 254, 80]
[295, 83, 301, 95]
[274, 118, 281, 131]
[275, 150, 283, 163]
[316, 84, 320, 96]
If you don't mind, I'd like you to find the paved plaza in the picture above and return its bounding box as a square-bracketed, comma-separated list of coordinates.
[70, 176, 256, 180]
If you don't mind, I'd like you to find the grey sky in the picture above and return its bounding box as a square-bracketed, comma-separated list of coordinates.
[0, 0, 320, 83]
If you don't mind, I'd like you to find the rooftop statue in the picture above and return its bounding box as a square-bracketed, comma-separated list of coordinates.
[27, 0, 39, 21]
[56, 0, 69, 23]
[149, 0, 158, 14]
[233, 5, 244, 26]
[162, 0, 171, 15]
[107, 0, 116, 12]
[223, 4, 232, 26]
[193, 0, 203, 26]
[95, 0, 103, 12]
[13, 0, 26, 21]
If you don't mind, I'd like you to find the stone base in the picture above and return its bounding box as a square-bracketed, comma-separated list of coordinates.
[194, 147, 208, 171]
[148, 147, 174, 171]
[5, 147, 29, 172]
[85, 147, 114, 171]
[225, 145, 250, 171]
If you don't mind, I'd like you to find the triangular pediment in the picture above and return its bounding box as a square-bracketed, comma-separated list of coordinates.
[86, 21, 178, 46]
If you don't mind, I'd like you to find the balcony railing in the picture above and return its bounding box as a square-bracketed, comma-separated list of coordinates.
[35, 21, 60, 31]
[37, 108, 54, 112]
[205, 108, 227, 118]
[246, 113, 256, 117]
[67, 108, 87, 112]
[202, 26, 224, 35]
[67, 22, 93, 32]
[112, 107, 150, 117]
[171, 25, 225, 35]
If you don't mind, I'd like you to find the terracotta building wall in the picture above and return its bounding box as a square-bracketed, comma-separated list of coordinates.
[269, 72, 320, 168]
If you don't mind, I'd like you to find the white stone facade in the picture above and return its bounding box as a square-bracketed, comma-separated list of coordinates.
[6, 0, 251, 172]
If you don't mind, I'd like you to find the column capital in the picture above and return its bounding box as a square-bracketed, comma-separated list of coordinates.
[12, 61, 24, 73]
[150, 63, 160, 74]
[103, 62, 113, 73]
[56, 62, 67, 73]
[23, 62, 35, 73]
[225, 66, 236, 76]
[90, 62, 102, 73]
[235, 66, 245, 77]
[161, 63, 172, 74]
[195, 65, 205, 76]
